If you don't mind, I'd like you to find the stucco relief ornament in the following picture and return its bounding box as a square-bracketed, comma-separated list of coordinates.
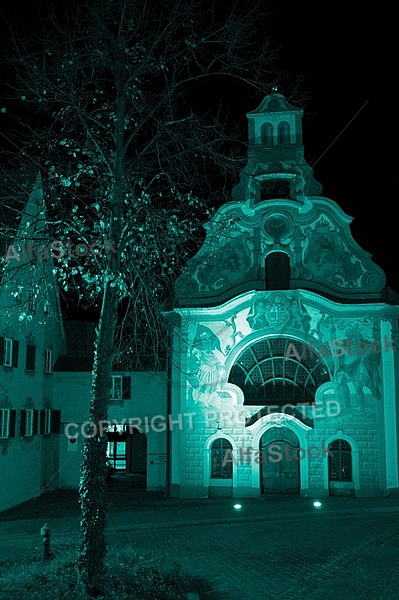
[269, 414, 286, 428]
[263, 213, 293, 244]
[302, 219, 363, 287]
[247, 293, 311, 333]
[195, 232, 253, 292]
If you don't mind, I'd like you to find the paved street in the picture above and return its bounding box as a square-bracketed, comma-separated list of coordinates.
[1, 486, 399, 599]
[109, 511, 399, 600]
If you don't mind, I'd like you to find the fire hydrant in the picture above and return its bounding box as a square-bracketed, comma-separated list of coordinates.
[40, 523, 51, 561]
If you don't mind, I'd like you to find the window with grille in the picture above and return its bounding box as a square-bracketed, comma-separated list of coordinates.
[328, 439, 352, 482]
[211, 438, 233, 479]
[228, 337, 329, 405]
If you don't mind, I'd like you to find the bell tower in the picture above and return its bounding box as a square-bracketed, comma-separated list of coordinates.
[232, 89, 322, 205]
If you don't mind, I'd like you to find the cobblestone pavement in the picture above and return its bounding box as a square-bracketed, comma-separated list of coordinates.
[1, 487, 399, 599]
[108, 512, 399, 600]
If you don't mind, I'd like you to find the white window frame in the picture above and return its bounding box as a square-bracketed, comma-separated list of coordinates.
[25, 409, 34, 437]
[44, 349, 52, 373]
[43, 409, 51, 435]
[0, 409, 10, 438]
[111, 375, 122, 400]
[3, 338, 13, 367]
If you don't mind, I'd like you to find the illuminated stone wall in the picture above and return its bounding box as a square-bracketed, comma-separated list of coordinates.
[170, 290, 399, 498]
[170, 93, 399, 499]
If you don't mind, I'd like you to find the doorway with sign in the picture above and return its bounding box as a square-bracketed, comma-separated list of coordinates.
[107, 425, 147, 487]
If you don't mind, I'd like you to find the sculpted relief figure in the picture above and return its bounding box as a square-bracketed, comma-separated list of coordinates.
[196, 233, 253, 292]
[303, 220, 363, 286]
[337, 323, 382, 410]
[187, 324, 226, 406]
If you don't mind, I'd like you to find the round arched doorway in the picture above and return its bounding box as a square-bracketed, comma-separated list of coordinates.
[260, 427, 300, 496]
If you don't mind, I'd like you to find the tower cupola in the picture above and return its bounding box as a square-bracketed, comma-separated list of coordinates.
[233, 90, 322, 204]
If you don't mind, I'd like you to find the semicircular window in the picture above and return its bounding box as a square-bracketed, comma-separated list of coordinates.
[228, 337, 330, 406]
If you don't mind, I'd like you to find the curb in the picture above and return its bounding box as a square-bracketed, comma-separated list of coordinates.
[112, 504, 399, 533]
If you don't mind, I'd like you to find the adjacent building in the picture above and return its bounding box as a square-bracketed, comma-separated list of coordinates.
[0, 175, 65, 511]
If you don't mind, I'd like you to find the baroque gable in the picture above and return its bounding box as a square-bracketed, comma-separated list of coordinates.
[175, 198, 387, 307]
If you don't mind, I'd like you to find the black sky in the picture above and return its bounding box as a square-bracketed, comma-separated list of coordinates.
[268, 4, 393, 290]
[0, 2, 394, 292]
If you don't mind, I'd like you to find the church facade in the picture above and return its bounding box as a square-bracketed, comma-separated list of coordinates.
[169, 93, 399, 499]
[1, 93, 399, 513]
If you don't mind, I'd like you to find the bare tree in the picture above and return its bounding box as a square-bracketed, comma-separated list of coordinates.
[0, 0, 299, 595]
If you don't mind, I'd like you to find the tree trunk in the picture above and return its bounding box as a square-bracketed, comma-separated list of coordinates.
[78, 38, 125, 592]
[78, 278, 119, 597]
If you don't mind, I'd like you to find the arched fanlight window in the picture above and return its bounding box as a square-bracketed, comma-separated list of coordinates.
[277, 121, 290, 144]
[228, 337, 329, 405]
[211, 438, 233, 479]
[265, 252, 290, 290]
[261, 122, 274, 145]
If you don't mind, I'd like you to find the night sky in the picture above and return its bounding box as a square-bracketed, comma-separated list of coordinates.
[0, 2, 394, 293]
